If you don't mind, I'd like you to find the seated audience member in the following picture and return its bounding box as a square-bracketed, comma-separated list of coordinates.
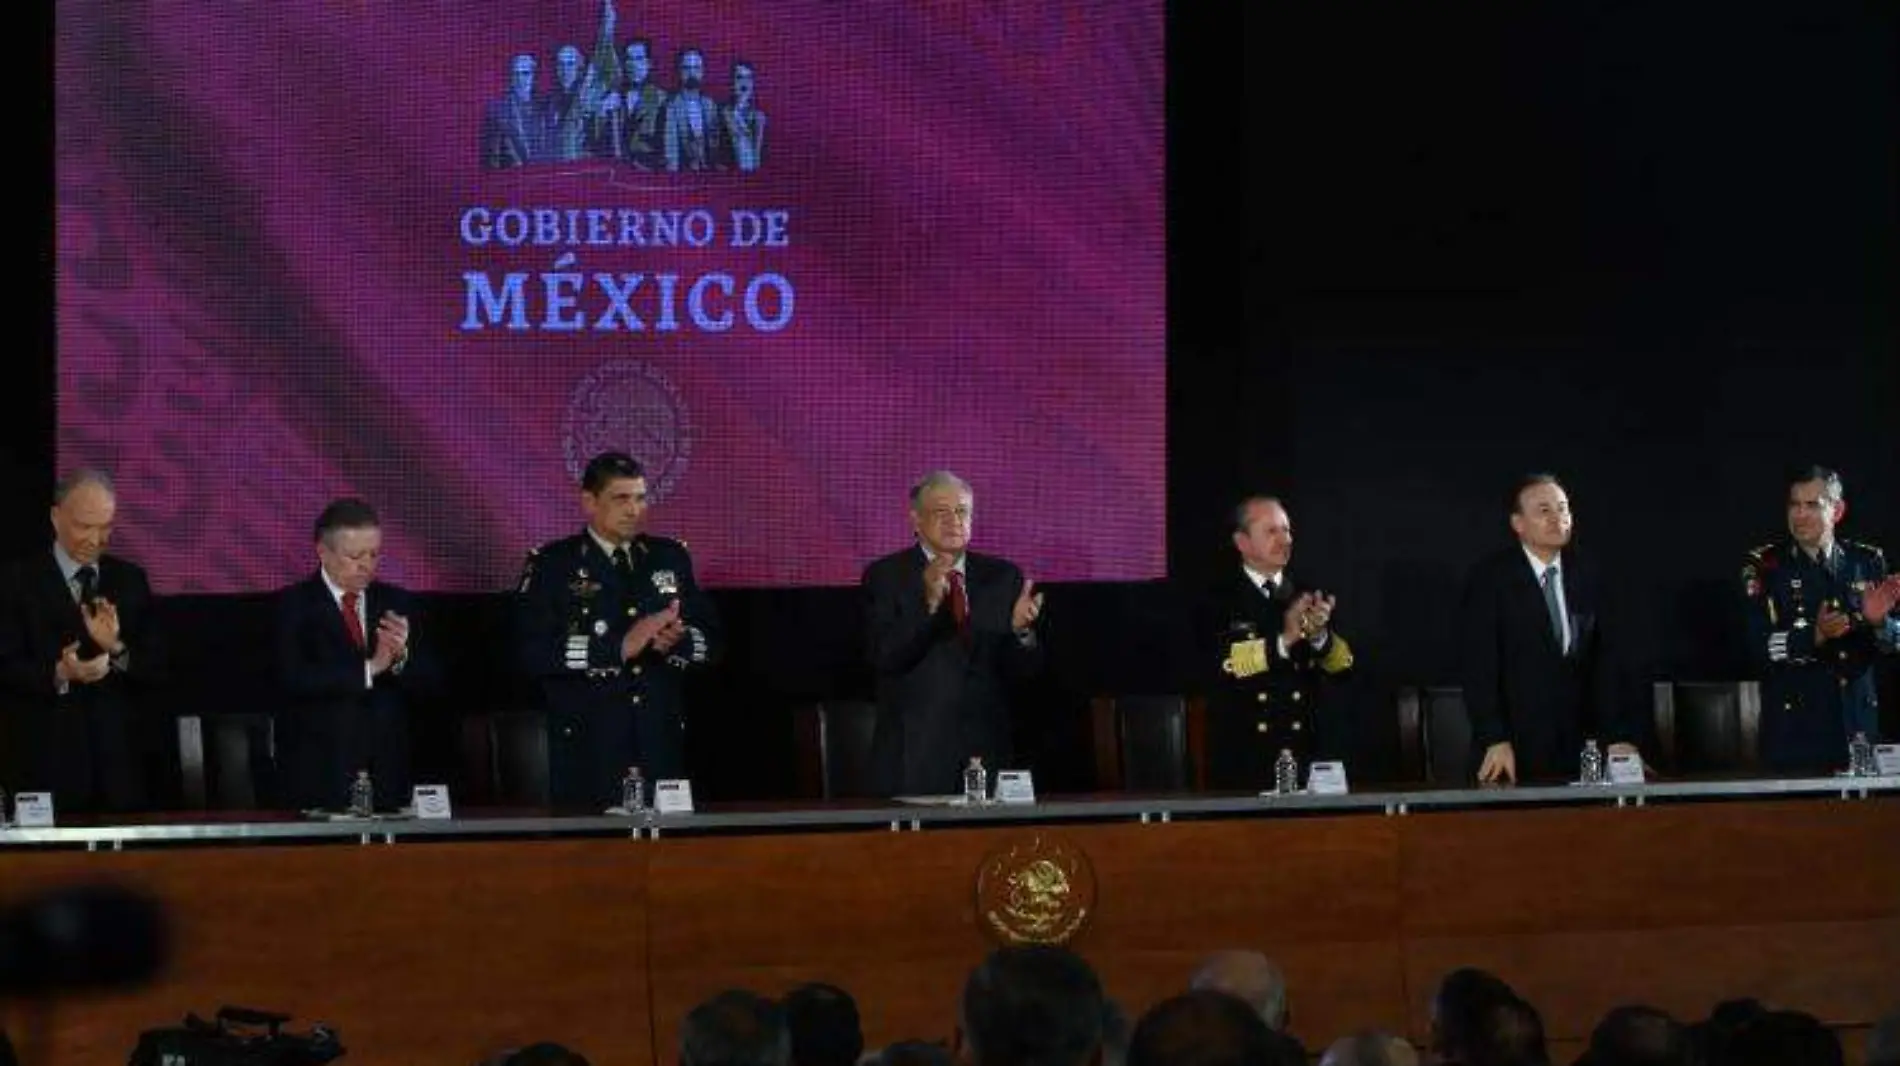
[502, 1045, 592, 1066]
[880, 1042, 955, 1066]
[1867, 1009, 1900, 1066]
[1188, 950, 1306, 1060]
[1469, 997, 1549, 1066]
[1430, 969, 1519, 1062]
[1129, 990, 1295, 1066]
[1576, 1006, 1693, 1066]
[1319, 1031, 1419, 1066]
[683, 990, 791, 1066]
[1726, 1011, 1842, 1066]
[784, 983, 863, 1066]
[1689, 999, 1765, 1064]
[1100, 1000, 1132, 1066]
[958, 946, 1105, 1066]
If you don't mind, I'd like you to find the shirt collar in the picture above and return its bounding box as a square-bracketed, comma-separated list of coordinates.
[1241, 564, 1283, 592]
[588, 528, 633, 559]
[1521, 544, 1564, 580]
[919, 543, 967, 576]
[319, 567, 361, 607]
[52, 542, 85, 584]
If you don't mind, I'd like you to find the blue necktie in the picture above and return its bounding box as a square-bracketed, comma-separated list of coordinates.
[1542, 566, 1567, 653]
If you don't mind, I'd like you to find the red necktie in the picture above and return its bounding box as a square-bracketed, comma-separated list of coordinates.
[947, 570, 971, 644]
[341, 590, 366, 651]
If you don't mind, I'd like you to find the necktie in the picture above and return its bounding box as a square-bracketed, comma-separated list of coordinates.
[947, 570, 971, 644]
[341, 590, 366, 652]
[1541, 566, 1567, 653]
[74, 565, 98, 606]
[611, 546, 635, 580]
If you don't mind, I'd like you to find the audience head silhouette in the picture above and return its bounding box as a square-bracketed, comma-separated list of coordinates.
[1188, 951, 1288, 1032]
[1128, 990, 1295, 1066]
[958, 946, 1105, 1066]
[682, 990, 790, 1066]
[1319, 1031, 1418, 1066]
[1578, 1005, 1693, 1066]
[784, 983, 863, 1066]
[1727, 1010, 1843, 1066]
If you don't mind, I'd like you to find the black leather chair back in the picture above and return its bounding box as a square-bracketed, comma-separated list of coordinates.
[177, 713, 276, 810]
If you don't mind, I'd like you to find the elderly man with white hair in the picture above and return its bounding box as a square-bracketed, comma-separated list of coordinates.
[861, 471, 1044, 796]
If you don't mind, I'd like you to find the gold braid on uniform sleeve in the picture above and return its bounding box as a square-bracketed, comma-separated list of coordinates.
[1319, 634, 1354, 674]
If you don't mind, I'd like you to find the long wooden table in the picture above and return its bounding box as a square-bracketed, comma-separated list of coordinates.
[3, 780, 1896, 1065]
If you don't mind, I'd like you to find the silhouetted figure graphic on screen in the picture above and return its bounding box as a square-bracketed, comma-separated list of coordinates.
[722, 61, 766, 173]
[542, 45, 595, 163]
[482, 54, 541, 169]
[663, 48, 719, 172]
[597, 38, 668, 168]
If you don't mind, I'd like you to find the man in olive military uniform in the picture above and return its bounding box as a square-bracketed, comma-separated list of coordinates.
[515, 452, 720, 808]
[1742, 465, 1899, 774]
[1202, 496, 1354, 790]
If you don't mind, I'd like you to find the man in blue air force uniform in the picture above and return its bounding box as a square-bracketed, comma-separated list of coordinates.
[515, 452, 720, 808]
[1742, 465, 1898, 774]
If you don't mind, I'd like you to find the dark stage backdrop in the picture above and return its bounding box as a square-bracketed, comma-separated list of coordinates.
[16, 5, 1897, 801]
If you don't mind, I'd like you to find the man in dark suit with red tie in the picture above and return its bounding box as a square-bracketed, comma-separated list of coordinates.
[1461, 474, 1640, 784]
[861, 471, 1045, 796]
[0, 469, 161, 813]
[274, 499, 432, 811]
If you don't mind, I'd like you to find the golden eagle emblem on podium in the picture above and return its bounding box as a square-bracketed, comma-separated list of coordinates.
[975, 834, 1096, 946]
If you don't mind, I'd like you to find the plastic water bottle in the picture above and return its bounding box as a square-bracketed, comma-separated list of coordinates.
[1848, 732, 1875, 777]
[621, 766, 647, 814]
[349, 770, 375, 817]
[1273, 749, 1300, 795]
[963, 757, 988, 805]
[1579, 739, 1604, 785]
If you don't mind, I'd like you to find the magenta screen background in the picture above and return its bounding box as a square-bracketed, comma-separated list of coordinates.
[55, 1, 1165, 593]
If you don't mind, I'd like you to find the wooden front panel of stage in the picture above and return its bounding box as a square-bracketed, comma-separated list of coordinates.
[3, 799, 1895, 1065]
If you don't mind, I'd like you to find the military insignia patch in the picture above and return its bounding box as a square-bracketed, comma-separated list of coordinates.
[652, 569, 680, 596]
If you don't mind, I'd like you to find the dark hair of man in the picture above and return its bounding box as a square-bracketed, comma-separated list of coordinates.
[1231, 496, 1282, 535]
[734, 60, 756, 79]
[1506, 474, 1563, 517]
[1784, 464, 1844, 501]
[1580, 1006, 1692, 1066]
[783, 983, 863, 1066]
[581, 452, 645, 495]
[961, 946, 1106, 1066]
[1728, 1011, 1843, 1066]
[681, 990, 790, 1066]
[504, 1043, 592, 1066]
[1866, 1008, 1900, 1066]
[1127, 991, 1289, 1066]
[314, 497, 380, 544]
[1431, 968, 1520, 1062]
[879, 1042, 955, 1066]
[1466, 996, 1547, 1066]
[1689, 999, 1764, 1064]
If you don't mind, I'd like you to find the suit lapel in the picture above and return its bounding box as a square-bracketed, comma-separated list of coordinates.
[1511, 555, 1562, 656]
[39, 553, 86, 643]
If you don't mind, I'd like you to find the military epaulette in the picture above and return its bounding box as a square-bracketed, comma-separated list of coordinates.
[516, 547, 541, 593]
[1740, 542, 1780, 598]
[1844, 540, 1886, 565]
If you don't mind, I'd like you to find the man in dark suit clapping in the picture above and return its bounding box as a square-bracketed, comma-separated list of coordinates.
[1461, 474, 1640, 784]
[862, 471, 1045, 797]
[0, 468, 161, 813]
[275, 499, 433, 811]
